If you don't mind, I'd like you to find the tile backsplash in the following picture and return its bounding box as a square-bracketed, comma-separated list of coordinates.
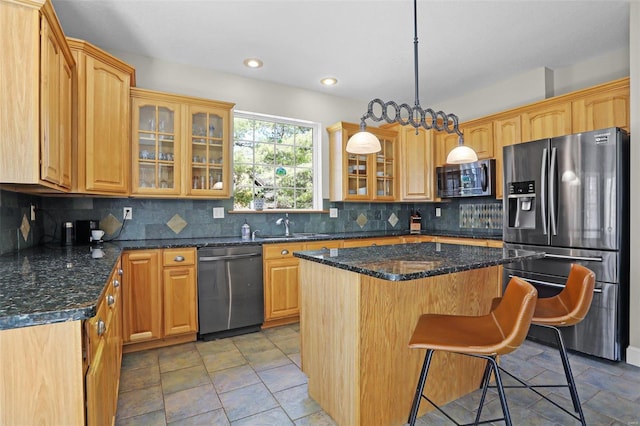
[0, 189, 503, 254]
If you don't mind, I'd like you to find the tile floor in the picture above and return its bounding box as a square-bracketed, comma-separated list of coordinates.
[116, 324, 640, 425]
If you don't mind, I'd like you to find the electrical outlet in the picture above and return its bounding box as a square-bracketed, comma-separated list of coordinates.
[123, 207, 133, 220]
[329, 208, 338, 218]
[30, 204, 36, 221]
[435, 207, 441, 217]
[213, 207, 224, 219]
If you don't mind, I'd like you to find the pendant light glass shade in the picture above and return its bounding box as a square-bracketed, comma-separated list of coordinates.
[446, 144, 478, 164]
[346, 131, 382, 154]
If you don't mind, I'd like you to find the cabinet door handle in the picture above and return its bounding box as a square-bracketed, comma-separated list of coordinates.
[107, 294, 115, 306]
[174, 256, 185, 262]
[97, 319, 106, 336]
[371, 243, 377, 246]
[281, 249, 289, 255]
[118, 268, 123, 276]
[112, 279, 120, 288]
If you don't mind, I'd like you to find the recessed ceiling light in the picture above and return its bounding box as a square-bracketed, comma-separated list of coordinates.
[321, 77, 338, 86]
[243, 58, 263, 69]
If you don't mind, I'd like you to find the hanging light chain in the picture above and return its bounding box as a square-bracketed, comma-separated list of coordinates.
[359, 98, 463, 137]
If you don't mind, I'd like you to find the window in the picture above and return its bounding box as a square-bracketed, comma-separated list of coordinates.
[233, 111, 321, 210]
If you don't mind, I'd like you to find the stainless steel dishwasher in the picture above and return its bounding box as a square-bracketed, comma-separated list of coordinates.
[197, 245, 263, 339]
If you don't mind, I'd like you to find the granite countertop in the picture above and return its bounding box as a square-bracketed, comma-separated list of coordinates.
[0, 230, 503, 331]
[294, 242, 543, 281]
[0, 243, 122, 330]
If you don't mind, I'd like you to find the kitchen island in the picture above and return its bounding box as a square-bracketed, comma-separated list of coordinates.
[294, 242, 543, 426]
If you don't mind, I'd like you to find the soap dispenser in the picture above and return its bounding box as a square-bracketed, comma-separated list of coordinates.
[241, 219, 251, 240]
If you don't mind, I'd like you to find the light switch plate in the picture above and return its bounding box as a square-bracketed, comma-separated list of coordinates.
[213, 207, 225, 219]
[435, 207, 441, 217]
[329, 208, 338, 218]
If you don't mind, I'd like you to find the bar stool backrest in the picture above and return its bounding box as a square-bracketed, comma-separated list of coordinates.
[539, 263, 596, 326]
[491, 277, 538, 355]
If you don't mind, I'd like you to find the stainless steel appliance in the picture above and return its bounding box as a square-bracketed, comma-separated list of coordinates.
[197, 245, 264, 339]
[436, 159, 496, 198]
[503, 127, 629, 361]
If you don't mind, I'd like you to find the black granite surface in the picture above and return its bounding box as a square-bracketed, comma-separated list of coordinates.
[0, 230, 505, 331]
[0, 243, 121, 330]
[294, 243, 543, 281]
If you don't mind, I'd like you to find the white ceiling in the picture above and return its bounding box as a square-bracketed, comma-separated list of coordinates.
[51, 0, 630, 105]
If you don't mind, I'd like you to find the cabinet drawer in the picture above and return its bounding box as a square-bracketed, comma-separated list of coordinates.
[263, 243, 305, 260]
[163, 248, 195, 266]
[303, 239, 343, 251]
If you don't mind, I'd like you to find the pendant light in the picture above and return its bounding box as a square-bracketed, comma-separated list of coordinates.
[346, 0, 478, 164]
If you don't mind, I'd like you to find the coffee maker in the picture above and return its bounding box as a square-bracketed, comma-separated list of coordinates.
[75, 220, 99, 245]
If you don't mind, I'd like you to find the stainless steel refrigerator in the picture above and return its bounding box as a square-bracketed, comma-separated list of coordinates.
[502, 127, 629, 361]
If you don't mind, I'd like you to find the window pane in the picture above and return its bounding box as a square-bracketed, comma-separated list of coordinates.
[233, 113, 317, 210]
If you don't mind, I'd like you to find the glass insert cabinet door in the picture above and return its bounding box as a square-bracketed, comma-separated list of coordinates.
[346, 153, 369, 199]
[374, 136, 395, 199]
[132, 99, 181, 194]
[188, 106, 227, 194]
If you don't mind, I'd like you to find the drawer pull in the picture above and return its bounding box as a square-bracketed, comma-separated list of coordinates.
[118, 268, 123, 276]
[97, 319, 106, 336]
[174, 256, 185, 262]
[281, 249, 289, 255]
[112, 279, 120, 288]
[107, 294, 115, 306]
[371, 243, 378, 246]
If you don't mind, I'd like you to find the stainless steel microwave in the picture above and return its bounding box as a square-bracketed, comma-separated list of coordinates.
[436, 159, 496, 198]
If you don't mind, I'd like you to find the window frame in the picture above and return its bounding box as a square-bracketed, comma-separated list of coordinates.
[232, 110, 322, 211]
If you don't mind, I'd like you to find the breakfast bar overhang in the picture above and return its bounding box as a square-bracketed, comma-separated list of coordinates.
[294, 242, 543, 426]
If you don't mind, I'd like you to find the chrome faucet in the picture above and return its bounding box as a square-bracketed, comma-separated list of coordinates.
[276, 214, 291, 236]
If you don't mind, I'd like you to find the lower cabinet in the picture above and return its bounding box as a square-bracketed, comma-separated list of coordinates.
[263, 239, 344, 328]
[122, 248, 197, 352]
[85, 259, 123, 426]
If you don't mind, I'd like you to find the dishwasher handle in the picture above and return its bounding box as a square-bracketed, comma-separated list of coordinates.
[199, 252, 262, 262]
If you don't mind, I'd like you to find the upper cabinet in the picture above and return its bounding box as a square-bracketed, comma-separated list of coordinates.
[130, 88, 234, 198]
[328, 122, 398, 202]
[0, 0, 74, 192]
[463, 120, 494, 159]
[68, 38, 135, 195]
[571, 78, 629, 133]
[521, 99, 572, 141]
[385, 124, 435, 201]
[492, 115, 522, 199]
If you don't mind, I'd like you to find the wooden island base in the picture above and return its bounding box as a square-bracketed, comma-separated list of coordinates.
[300, 260, 501, 426]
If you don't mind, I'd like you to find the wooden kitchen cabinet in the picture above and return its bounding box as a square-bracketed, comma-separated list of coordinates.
[0, 0, 74, 192]
[162, 248, 198, 337]
[342, 236, 403, 248]
[521, 99, 572, 141]
[434, 131, 460, 168]
[383, 124, 436, 201]
[86, 260, 123, 426]
[263, 242, 305, 328]
[493, 114, 522, 199]
[328, 122, 398, 202]
[122, 248, 197, 352]
[571, 77, 629, 133]
[464, 119, 494, 159]
[69, 38, 135, 195]
[131, 88, 234, 198]
[122, 250, 162, 344]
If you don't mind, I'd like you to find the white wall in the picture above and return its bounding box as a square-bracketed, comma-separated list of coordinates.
[626, 3, 639, 367]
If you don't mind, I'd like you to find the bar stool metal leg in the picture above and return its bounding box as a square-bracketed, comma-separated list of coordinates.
[408, 349, 434, 425]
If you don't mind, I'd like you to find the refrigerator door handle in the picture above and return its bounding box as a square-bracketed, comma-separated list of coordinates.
[507, 274, 603, 293]
[543, 253, 603, 262]
[549, 146, 558, 235]
[540, 147, 548, 235]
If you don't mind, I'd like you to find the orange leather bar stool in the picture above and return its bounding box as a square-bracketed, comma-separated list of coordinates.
[488, 263, 595, 426]
[407, 277, 538, 426]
